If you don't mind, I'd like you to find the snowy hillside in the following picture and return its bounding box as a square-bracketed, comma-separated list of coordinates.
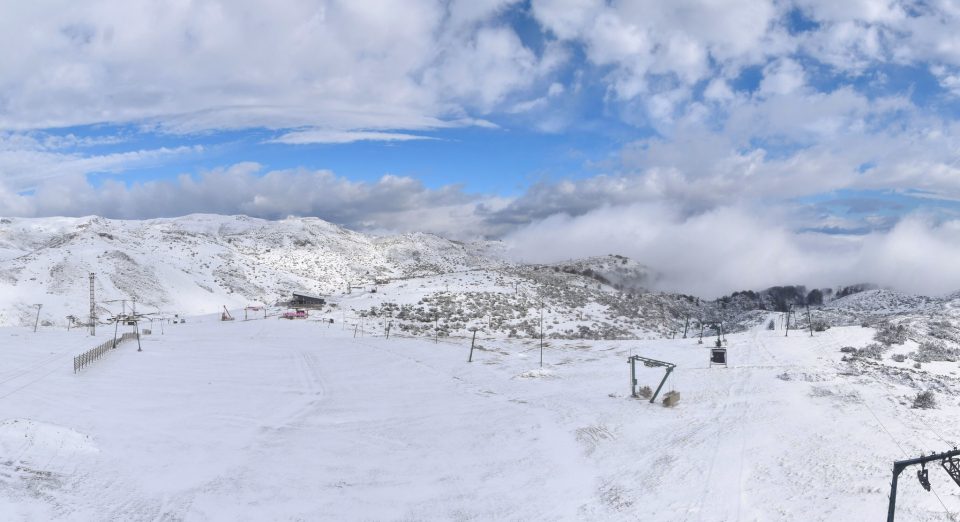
[0, 215, 504, 327]
[0, 216, 754, 340]
[547, 254, 656, 292]
[3, 215, 958, 353]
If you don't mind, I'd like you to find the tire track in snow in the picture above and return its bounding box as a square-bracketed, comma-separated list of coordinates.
[257, 349, 328, 437]
[692, 318, 783, 521]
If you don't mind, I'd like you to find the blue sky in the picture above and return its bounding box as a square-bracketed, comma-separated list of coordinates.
[71, 123, 626, 196]
[3, 0, 960, 293]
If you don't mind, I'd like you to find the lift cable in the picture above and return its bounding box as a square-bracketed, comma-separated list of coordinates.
[810, 335, 955, 520]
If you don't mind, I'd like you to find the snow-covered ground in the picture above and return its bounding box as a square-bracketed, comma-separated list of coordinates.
[3, 313, 959, 520]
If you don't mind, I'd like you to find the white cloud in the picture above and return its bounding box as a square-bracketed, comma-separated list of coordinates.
[503, 203, 960, 297]
[759, 58, 806, 97]
[424, 27, 565, 112]
[704, 79, 735, 101]
[0, 162, 501, 239]
[0, 131, 202, 191]
[0, 0, 554, 134]
[531, 0, 783, 105]
[267, 129, 436, 145]
[795, 0, 906, 25]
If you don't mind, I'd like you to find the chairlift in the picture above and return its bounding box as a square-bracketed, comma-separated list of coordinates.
[918, 462, 931, 491]
[710, 348, 728, 367]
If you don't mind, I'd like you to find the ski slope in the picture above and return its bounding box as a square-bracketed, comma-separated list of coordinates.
[1, 314, 959, 520]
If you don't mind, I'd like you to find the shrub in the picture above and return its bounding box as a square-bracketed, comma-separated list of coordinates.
[891, 353, 906, 363]
[857, 343, 886, 359]
[912, 391, 937, 409]
[662, 391, 680, 408]
[928, 321, 959, 343]
[912, 340, 960, 363]
[767, 319, 776, 330]
[874, 322, 908, 346]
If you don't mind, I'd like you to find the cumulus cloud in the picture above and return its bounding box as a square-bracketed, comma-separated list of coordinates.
[483, 91, 960, 232]
[0, 0, 552, 134]
[531, 0, 786, 107]
[0, 162, 503, 239]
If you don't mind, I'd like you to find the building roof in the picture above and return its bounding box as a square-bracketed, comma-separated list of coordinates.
[292, 291, 325, 300]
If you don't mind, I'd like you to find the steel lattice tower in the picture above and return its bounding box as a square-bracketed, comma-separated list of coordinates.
[89, 273, 96, 336]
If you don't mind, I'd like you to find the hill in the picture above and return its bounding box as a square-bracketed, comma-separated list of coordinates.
[0, 214, 502, 326]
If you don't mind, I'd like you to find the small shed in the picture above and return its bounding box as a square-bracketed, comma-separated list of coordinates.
[290, 292, 326, 308]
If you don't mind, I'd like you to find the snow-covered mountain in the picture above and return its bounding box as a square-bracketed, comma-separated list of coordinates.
[0, 214, 708, 339]
[3, 214, 959, 353]
[0, 214, 505, 326]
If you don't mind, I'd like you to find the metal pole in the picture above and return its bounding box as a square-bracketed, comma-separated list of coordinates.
[807, 305, 814, 337]
[539, 305, 544, 368]
[89, 273, 96, 336]
[650, 367, 673, 404]
[629, 357, 637, 397]
[785, 306, 791, 337]
[683, 317, 689, 338]
[135, 320, 142, 352]
[33, 304, 42, 332]
[112, 317, 120, 348]
[887, 465, 900, 522]
[468, 329, 477, 362]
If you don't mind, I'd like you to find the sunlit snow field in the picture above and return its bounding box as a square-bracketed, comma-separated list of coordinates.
[1, 314, 959, 520]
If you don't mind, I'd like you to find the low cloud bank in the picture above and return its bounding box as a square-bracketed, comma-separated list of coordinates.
[503, 203, 960, 298]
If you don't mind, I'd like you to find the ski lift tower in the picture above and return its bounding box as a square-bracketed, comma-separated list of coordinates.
[888, 447, 960, 521]
[89, 273, 96, 336]
[111, 312, 145, 352]
[710, 324, 728, 367]
[627, 355, 676, 403]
